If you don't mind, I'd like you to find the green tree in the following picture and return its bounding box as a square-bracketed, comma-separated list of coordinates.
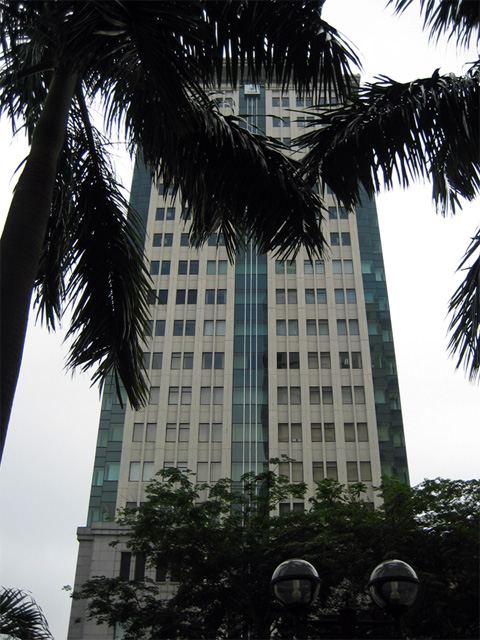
[0, 0, 359, 461]
[298, 0, 480, 380]
[74, 469, 480, 639]
[0, 588, 54, 640]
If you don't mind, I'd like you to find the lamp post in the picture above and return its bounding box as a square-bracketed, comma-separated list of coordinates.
[271, 558, 419, 639]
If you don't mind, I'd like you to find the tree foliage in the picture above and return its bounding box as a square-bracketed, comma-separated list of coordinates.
[74, 468, 480, 639]
[298, 0, 480, 381]
[0, 588, 54, 640]
[0, 0, 359, 459]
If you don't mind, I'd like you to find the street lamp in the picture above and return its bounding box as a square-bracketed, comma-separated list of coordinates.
[271, 558, 419, 638]
[368, 559, 420, 617]
[271, 559, 321, 614]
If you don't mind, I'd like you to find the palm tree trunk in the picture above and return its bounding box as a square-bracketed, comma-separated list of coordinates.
[0, 68, 78, 463]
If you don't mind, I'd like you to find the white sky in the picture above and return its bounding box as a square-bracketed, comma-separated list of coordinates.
[0, 1, 478, 637]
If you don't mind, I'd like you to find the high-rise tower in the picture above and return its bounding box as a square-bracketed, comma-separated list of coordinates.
[68, 83, 408, 639]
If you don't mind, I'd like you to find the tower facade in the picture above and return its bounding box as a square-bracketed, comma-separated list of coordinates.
[68, 84, 408, 639]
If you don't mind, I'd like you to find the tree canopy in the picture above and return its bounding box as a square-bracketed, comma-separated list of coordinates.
[74, 467, 480, 639]
[0, 0, 359, 460]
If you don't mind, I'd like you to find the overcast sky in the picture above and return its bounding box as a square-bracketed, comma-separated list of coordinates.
[0, 1, 478, 638]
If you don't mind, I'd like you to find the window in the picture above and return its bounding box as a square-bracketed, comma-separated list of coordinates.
[176, 289, 186, 304]
[344, 260, 353, 273]
[156, 207, 165, 221]
[150, 261, 160, 275]
[335, 289, 345, 304]
[352, 352, 362, 368]
[325, 424, 335, 442]
[213, 387, 224, 404]
[331, 232, 340, 246]
[152, 352, 163, 369]
[217, 289, 227, 304]
[183, 352, 194, 369]
[143, 462, 154, 482]
[310, 387, 321, 404]
[200, 387, 210, 404]
[318, 320, 329, 335]
[344, 423, 356, 442]
[166, 207, 175, 221]
[340, 352, 350, 368]
[349, 319, 359, 335]
[171, 352, 181, 369]
[315, 260, 325, 274]
[146, 423, 156, 441]
[360, 461, 372, 481]
[289, 352, 300, 369]
[306, 319, 317, 335]
[198, 423, 209, 442]
[276, 289, 285, 304]
[305, 289, 315, 304]
[204, 320, 214, 336]
[304, 260, 314, 274]
[168, 387, 179, 404]
[308, 352, 318, 369]
[153, 234, 162, 247]
[346, 289, 356, 303]
[177, 424, 189, 442]
[277, 352, 287, 369]
[358, 423, 368, 441]
[322, 387, 333, 404]
[162, 233, 172, 247]
[333, 260, 342, 274]
[184, 260, 196, 275]
[354, 386, 365, 404]
[214, 352, 224, 369]
[218, 260, 227, 274]
[342, 387, 353, 404]
[328, 207, 337, 220]
[337, 319, 347, 335]
[129, 462, 140, 481]
[212, 423, 222, 441]
[178, 260, 188, 275]
[278, 423, 289, 442]
[317, 289, 327, 303]
[320, 352, 331, 368]
[205, 290, 215, 304]
[347, 462, 359, 482]
[133, 423, 144, 441]
[166, 424, 176, 441]
[202, 352, 213, 369]
[185, 320, 195, 336]
[161, 260, 170, 275]
[288, 289, 297, 303]
[155, 320, 165, 336]
[276, 320, 286, 335]
[173, 320, 183, 336]
[149, 387, 160, 404]
[180, 233, 189, 246]
[277, 387, 288, 404]
[341, 233, 351, 246]
[181, 387, 192, 405]
[311, 424, 322, 442]
[187, 289, 197, 304]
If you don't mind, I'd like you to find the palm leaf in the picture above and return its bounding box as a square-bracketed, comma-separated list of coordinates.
[0, 587, 54, 639]
[448, 231, 480, 381]
[298, 70, 480, 215]
[35, 97, 151, 409]
[389, 0, 480, 47]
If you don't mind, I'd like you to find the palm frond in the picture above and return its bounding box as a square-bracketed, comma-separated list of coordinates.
[298, 70, 480, 215]
[389, 0, 480, 47]
[34, 98, 151, 409]
[0, 587, 54, 639]
[448, 230, 480, 381]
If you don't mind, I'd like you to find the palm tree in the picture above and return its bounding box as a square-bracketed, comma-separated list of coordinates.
[0, 0, 360, 461]
[298, 0, 480, 380]
[0, 588, 54, 639]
